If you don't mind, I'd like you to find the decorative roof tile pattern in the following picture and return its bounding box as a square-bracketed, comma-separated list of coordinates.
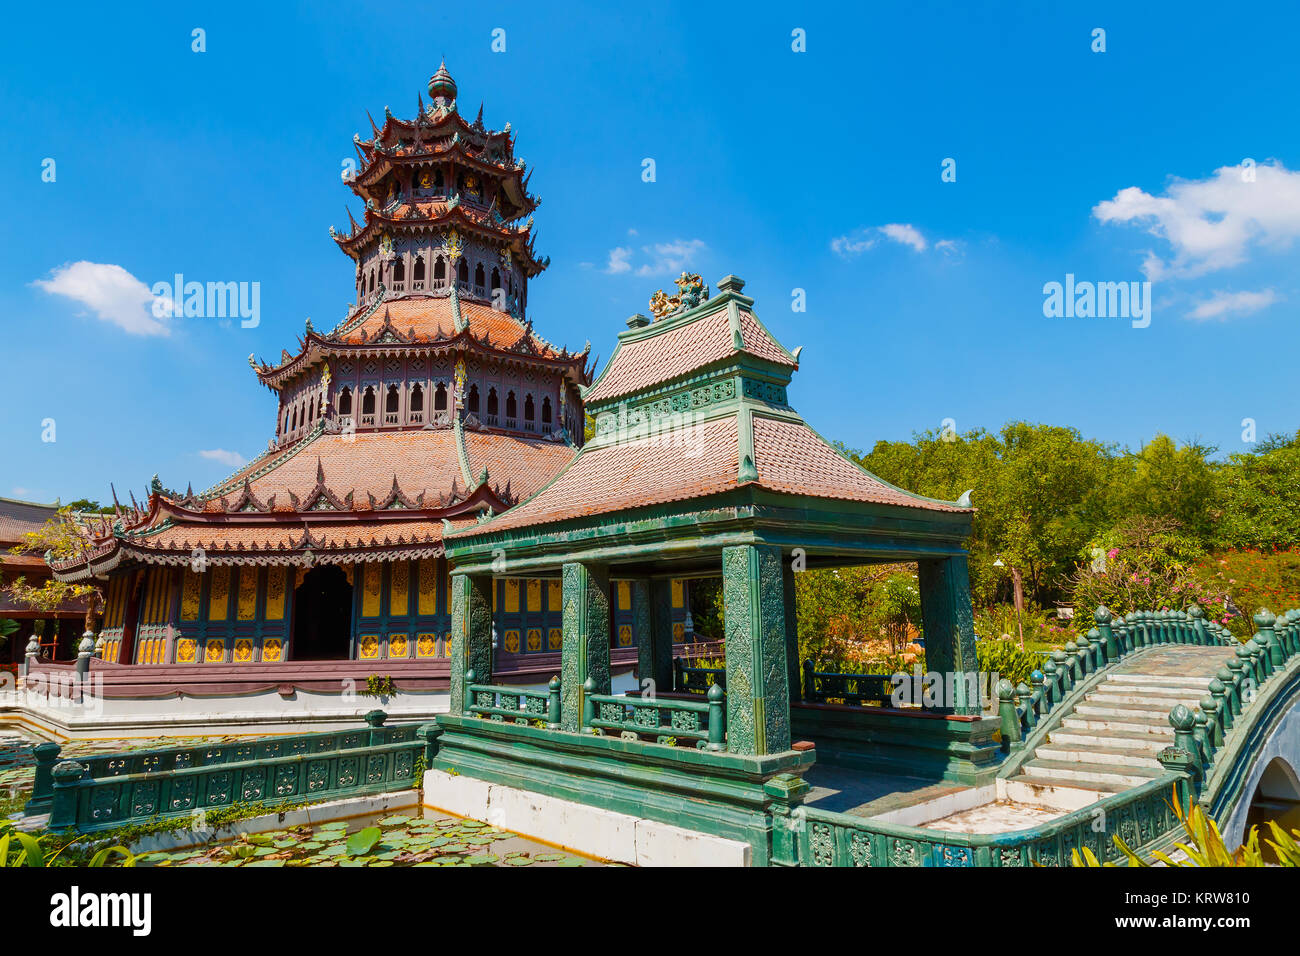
[464, 417, 740, 534]
[585, 307, 795, 403]
[129, 518, 465, 555]
[338, 296, 563, 357]
[0, 498, 60, 544]
[751, 416, 968, 512]
[463, 432, 576, 501]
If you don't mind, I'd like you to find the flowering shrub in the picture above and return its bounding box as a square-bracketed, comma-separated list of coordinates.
[1065, 517, 1224, 619]
[1192, 549, 1300, 638]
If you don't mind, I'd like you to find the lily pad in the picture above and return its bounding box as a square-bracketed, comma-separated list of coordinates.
[346, 826, 383, 856]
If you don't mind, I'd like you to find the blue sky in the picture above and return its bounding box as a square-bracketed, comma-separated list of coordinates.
[3, 1, 1299, 504]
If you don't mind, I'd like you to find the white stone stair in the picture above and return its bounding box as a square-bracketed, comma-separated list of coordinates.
[1006, 668, 1210, 797]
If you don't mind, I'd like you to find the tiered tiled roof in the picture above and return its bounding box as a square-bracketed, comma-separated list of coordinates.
[456, 275, 969, 540]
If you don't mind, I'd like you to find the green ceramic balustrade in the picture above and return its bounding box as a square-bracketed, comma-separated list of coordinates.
[672, 657, 725, 695]
[776, 771, 1183, 867]
[25, 710, 410, 815]
[999, 604, 1236, 750]
[1165, 608, 1300, 796]
[466, 670, 562, 729]
[583, 677, 726, 750]
[801, 662, 898, 707]
[43, 712, 425, 833]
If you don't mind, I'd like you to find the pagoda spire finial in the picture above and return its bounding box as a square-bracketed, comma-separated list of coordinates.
[428, 60, 457, 108]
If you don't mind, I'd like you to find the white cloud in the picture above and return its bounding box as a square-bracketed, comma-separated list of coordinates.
[605, 246, 633, 274]
[1187, 288, 1280, 321]
[32, 261, 171, 336]
[602, 238, 706, 276]
[831, 223, 948, 258]
[199, 449, 247, 468]
[1093, 161, 1300, 280]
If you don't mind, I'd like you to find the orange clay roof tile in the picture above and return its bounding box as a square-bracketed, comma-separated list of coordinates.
[585, 307, 794, 403]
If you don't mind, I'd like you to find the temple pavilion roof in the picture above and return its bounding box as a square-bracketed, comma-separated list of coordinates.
[451, 275, 970, 544]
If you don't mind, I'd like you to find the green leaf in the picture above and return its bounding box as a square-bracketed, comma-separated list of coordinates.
[346, 826, 382, 856]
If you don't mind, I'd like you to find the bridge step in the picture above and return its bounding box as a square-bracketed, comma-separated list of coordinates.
[1049, 727, 1176, 750]
[1035, 744, 1164, 769]
[1086, 687, 1205, 705]
[1004, 777, 1123, 802]
[1059, 715, 1173, 735]
[1105, 674, 1215, 690]
[1074, 700, 1189, 720]
[1020, 758, 1164, 790]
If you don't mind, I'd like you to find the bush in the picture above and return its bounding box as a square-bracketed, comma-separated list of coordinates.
[975, 639, 1041, 687]
[1192, 548, 1300, 638]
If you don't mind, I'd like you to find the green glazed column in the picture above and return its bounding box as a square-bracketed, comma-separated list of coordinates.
[721, 544, 792, 755]
[449, 572, 493, 715]
[640, 578, 674, 695]
[918, 554, 981, 715]
[561, 561, 611, 732]
[782, 563, 801, 702]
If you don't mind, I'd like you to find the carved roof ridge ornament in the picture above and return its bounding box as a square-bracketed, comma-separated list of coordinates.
[648, 272, 709, 321]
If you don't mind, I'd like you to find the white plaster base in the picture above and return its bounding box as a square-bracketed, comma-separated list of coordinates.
[0, 687, 449, 740]
[420, 768, 751, 866]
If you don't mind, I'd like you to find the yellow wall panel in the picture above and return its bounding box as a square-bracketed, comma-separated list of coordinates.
[362, 563, 382, 618]
[527, 579, 541, 613]
[504, 579, 519, 613]
[390, 561, 409, 617]
[180, 569, 201, 620]
[617, 581, 631, 611]
[418, 559, 437, 615]
[265, 567, 286, 620]
[208, 566, 230, 621]
[237, 568, 258, 620]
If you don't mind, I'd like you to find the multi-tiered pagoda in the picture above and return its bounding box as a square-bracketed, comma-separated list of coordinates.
[47, 65, 679, 676]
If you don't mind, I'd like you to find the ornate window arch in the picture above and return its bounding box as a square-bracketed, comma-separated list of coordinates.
[506, 390, 517, 419]
[338, 386, 353, 416]
[457, 258, 469, 286]
[487, 386, 499, 417]
[434, 383, 448, 412]
[524, 394, 535, 421]
[361, 385, 376, 416]
[410, 383, 424, 412]
[542, 396, 552, 425]
[467, 383, 480, 414]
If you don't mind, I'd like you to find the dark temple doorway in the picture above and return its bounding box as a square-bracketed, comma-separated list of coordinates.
[291, 565, 354, 660]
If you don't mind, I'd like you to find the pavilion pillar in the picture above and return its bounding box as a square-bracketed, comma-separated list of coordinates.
[918, 554, 981, 715]
[449, 572, 493, 715]
[636, 578, 673, 695]
[560, 561, 611, 732]
[721, 544, 792, 755]
[783, 564, 801, 702]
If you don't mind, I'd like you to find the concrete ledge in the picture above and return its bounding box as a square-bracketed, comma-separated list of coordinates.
[421, 768, 751, 866]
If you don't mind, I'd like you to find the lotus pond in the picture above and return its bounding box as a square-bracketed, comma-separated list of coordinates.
[134, 811, 603, 867]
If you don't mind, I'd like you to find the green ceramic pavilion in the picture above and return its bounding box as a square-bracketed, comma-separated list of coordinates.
[437, 274, 992, 860]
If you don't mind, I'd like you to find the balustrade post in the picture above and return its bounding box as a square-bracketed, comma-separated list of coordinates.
[997, 679, 1021, 750]
[23, 634, 39, 678]
[1063, 641, 1079, 682]
[1095, 606, 1117, 661]
[1041, 660, 1057, 708]
[802, 660, 816, 703]
[1169, 704, 1200, 774]
[463, 668, 477, 715]
[1192, 706, 1211, 766]
[581, 676, 596, 730]
[23, 742, 62, 815]
[1086, 627, 1104, 669]
[706, 683, 726, 751]
[364, 709, 388, 745]
[1016, 681, 1033, 734]
[416, 722, 443, 767]
[1052, 649, 1071, 697]
[1030, 669, 1045, 722]
[1245, 638, 1266, 685]
[1226, 656, 1246, 716]
[1208, 677, 1228, 739]
[547, 676, 561, 729]
[49, 760, 87, 831]
[1188, 604, 1209, 644]
[1254, 610, 1282, 671]
[1075, 635, 1091, 677]
[74, 631, 95, 682]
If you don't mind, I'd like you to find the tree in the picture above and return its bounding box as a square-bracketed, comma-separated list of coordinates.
[2, 508, 102, 633]
[1212, 443, 1300, 550]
